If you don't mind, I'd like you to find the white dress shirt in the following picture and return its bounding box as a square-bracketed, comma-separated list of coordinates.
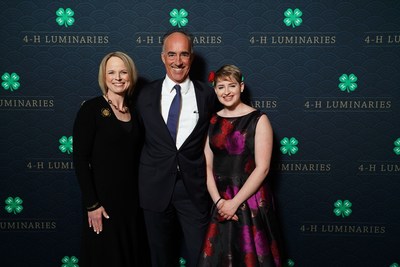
[161, 75, 199, 149]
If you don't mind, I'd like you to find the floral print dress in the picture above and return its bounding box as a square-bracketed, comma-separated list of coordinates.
[198, 110, 282, 267]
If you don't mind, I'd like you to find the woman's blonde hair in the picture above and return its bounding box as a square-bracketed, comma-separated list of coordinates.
[214, 64, 243, 85]
[98, 51, 138, 97]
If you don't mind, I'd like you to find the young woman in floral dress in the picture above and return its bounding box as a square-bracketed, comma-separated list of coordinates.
[198, 65, 282, 267]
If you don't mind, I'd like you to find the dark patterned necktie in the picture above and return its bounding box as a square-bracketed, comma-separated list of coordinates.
[166, 84, 181, 143]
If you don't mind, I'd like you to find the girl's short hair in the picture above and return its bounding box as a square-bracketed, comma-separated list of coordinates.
[214, 64, 243, 85]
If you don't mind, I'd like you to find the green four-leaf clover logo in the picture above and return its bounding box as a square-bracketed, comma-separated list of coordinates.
[5, 197, 23, 214]
[333, 199, 352, 218]
[286, 259, 295, 267]
[61, 256, 79, 267]
[2, 72, 20, 92]
[56, 8, 75, 27]
[170, 8, 188, 28]
[280, 137, 299, 156]
[393, 138, 400, 155]
[179, 257, 186, 267]
[59, 136, 73, 154]
[390, 263, 399, 267]
[283, 8, 303, 28]
[338, 73, 358, 93]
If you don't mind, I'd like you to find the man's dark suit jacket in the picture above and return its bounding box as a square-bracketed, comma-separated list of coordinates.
[136, 79, 217, 213]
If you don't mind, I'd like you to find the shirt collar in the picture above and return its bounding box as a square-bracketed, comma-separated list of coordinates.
[164, 75, 190, 95]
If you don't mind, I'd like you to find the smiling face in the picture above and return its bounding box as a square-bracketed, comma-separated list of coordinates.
[105, 56, 130, 96]
[214, 76, 244, 109]
[161, 32, 193, 84]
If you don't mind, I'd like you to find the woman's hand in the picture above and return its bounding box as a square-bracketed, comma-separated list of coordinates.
[88, 206, 109, 234]
[217, 199, 239, 221]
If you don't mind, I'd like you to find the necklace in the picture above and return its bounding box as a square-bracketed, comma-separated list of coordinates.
[105, 94, 129, 114]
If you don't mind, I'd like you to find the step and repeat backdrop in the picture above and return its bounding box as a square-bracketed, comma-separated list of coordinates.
[1, 1, 399, 266]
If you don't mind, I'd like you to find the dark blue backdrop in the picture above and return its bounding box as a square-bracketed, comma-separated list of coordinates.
[1, 1, 399, 266]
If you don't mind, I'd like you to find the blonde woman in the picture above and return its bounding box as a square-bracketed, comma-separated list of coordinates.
[73, 51, 143, 266]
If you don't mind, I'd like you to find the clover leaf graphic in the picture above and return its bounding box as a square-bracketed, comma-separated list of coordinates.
[390, 263, 399, 267]
[169, 8, 188, 28]
[56, 8, 75, 27]
[338, 73, 358, 93]
[333, 199, 352, 218]
[280, 137, 299, 156]
[2, 72, 20, 92]
[59, 136, 73, 154]
[5, 197, 23, 214]
[286, 259, 295, 267]
[393, 138, 400, 156]
[283, 8, 303, 28]
[179, 257, 186, 267]
[61, 256, 79, 267]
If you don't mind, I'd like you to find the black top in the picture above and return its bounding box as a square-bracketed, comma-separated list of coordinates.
[73, 96, 141, 266]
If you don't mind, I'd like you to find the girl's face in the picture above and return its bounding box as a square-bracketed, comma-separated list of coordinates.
[214, 76, 244, 109]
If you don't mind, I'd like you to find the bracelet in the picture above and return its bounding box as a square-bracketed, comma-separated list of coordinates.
[86, 202, 101, 211]
[215, 197, 223, 206]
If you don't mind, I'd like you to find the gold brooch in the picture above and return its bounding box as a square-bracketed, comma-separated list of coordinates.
[101, 108, 111, 117]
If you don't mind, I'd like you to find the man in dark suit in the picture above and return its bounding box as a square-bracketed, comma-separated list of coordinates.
[136, 30, 217, 267]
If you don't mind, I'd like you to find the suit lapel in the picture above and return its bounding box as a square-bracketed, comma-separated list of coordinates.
[193, 81, 206, 122]
[148, 80, 164, 118]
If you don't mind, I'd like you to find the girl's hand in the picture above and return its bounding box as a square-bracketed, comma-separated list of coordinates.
[217, 199, 239, 221]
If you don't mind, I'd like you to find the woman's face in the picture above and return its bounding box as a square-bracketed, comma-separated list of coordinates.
[105, 56, 130, 96]
[214, 77, 244, 108]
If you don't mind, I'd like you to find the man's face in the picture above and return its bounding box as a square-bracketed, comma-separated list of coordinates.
[161, 32, 193, 84]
